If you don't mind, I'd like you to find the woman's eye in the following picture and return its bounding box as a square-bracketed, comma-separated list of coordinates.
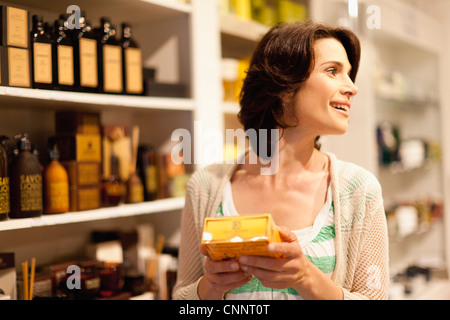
[327, 68, 338, 76]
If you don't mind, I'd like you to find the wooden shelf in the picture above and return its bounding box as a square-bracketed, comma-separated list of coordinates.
[0, 197, 185, 231]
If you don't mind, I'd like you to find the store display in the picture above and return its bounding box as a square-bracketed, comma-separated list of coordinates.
[43, 145, 69, 214]
[202, 214, 282, 261]
[9, 134, 43, 218]
[0, 141, 9, 220]
[52, 18, 74, 91]
[30, 15, 53, 89]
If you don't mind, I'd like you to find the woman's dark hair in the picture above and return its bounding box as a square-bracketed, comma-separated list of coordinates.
[238, 21, 361, 156]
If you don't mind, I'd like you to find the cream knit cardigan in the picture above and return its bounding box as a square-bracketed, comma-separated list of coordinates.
[172, 152, 390, 300]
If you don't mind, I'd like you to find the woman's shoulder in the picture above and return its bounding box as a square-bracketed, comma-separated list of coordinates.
[327, 152, 381, 193]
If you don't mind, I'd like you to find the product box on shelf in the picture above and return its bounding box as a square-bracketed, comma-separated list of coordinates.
[0, 5, 29, 49]
[201, 214, 282, 261]
[68, 184, 101, 212]
[55, 111, 101, 135]
[49, 134, 102, 162]
[0, 46, 31, 87]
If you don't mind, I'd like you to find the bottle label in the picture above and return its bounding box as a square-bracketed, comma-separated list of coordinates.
[33, 42, 52, 84]
[145, 165, 158, 193]
[47, 181, 69, 210]
[79, 38, 98, 87]
[77, 187, 100, 211]
[20, 174, 43, 212]
[103, 45, 122, 93]
[0, 177, 10, 214]
[58, 45, 74, 85]
[8, 47, 30, 87]
[125, 47, 143, 94]
[7, 7, 28, 48]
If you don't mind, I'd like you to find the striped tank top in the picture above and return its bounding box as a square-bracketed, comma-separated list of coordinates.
[216, 181, 336, 300]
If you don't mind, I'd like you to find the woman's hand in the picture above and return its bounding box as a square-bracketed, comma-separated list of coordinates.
[238, 226, 343, 299]
[197, 244, 252, 300]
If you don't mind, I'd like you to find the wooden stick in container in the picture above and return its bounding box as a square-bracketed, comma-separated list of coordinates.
[22, 261, 28, 300]
[29, 258, 36, 300]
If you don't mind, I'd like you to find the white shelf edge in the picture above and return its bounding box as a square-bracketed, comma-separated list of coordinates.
[0, 197, 185, 231]
[140, 0, 191, 14]
[220, 13, 269, 42]
[0, 86, 195, 111]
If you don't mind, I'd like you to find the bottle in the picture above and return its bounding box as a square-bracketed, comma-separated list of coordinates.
[120, 23, 143, 95]
[0, 142, 10, 220]
[98, 18, 123, 94]
[43, 145, 69, 214]
[31, 15, 54, 90]
[137, 145, 158, 201]
[102, 154, 125, 206]
[9, 135, 43, 218]
[76, 17, 99, 93]
[52, 19, 75, 91]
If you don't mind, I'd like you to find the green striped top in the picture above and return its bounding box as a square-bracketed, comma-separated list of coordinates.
[217, 182, 335, 300]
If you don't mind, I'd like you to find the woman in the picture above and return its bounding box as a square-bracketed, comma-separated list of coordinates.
[173, 21, 389, 300]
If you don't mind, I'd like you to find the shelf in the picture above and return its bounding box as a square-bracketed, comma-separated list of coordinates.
[222, 102, 240, 115]
[11, 0, 191, 24]
[375, 95, 439, 109]
[220, 13, 269, 59]
[220, 13, 269, 42]
[0, 197, 185, 231]
[0, 87, 195, 112]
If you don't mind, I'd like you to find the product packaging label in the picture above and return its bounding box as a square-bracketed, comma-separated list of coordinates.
[8, 47, 30, 87]
[103, 44, 122, 92]
[7, 7, 28, 48]
[0, 177, 9, 214]
[79, 38, 98, 87]
[33, 42, 52, 83]
[125, 47, 143, 94]
[202, 214, 282, 261]
[57, 45, 74, 85]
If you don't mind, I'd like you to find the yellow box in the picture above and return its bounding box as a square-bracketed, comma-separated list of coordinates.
[202, 214, 282, 261]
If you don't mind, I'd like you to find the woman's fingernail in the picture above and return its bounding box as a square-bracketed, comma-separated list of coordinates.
[230, 262, 239, 270]
[241, 265, 248, 272]
[239, 256, 248, 264]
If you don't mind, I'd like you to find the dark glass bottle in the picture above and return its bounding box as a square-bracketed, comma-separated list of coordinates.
[0, 142, 9, 220]
[137, 145, 158, 201]
[31, 15, 54, 90]
[52, 19, 75, 91]
[120, 23, 143, 95]
[102, 154, 125, 206]
[98, 18, 123, 94]
[76, 17, 99, 93]
[9, 135, 43, 218]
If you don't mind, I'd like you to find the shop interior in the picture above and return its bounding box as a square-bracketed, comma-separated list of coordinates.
[0, 0, 450, 300]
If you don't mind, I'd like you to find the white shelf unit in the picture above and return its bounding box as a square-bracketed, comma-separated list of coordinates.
[313, 0, 450, 294]
[0, 0, 224, 273]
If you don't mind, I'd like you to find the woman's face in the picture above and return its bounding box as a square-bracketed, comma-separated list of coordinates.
[287, 37, 358, 137]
